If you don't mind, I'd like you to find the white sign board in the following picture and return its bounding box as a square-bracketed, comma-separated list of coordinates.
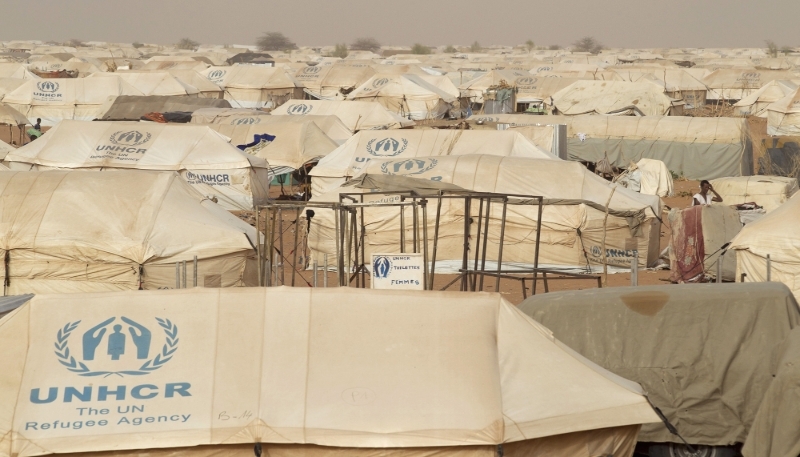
[371, 253, 424, 290]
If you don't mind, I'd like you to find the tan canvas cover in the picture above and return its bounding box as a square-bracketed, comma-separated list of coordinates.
[551, 81, 675, 116]
[730, 193, 800, 301]
[208, 120, 338, 171]
[295, 64, 376, 100]
[0, 286, 658, 456]
[140, 60, 209, 72]
[2, 78, 144, 126]
[4, 120, 270, 210]
[0, 103, 30, 125]
[97, 95, 231, 122]
[733, 80, 798, 116]
[459, 71, 579, 104]
[635, 158, 673, 197]
[519, 282, 800, 446]
[271, 99, 413, 131]
[347, 74, 457, 120]
[205, 114, 352, 145]
[200, 66, 303, 109]
[308, 156, 661, 269]
[710, 176, 799, 212]
[742, 326, 800, 457]
[309, 130, 556, 195]
[668, 205, 741, 282]
[766, 88, 800, 136]
[87, 72, 200, 96]
[189, 108, 266, 124]
[166, 70, 226, 98]
[702, 70, 797, 100]
[0, 170, 256, 294]
[0, 63, 37, 79]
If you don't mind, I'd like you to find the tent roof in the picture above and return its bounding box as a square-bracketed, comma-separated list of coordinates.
[730, 192, 800, 263]
[208, 120, 339, 169]
[0, 170, 254, 264]
[97, 95, 230, 121]
[5, 120, 265, 170]
[88, 72, 200, 96]
[551, 80, 674, 116]
[310, 130, 557, 179]
[0, 103, 30, 125]
[0, 287, 657, 455]
[271, 99, 413, 131]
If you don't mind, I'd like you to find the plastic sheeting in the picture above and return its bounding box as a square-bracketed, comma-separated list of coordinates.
[519, 283, 800, 446]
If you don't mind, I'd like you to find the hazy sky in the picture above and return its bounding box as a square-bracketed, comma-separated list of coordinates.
[1, 0, 798, 49]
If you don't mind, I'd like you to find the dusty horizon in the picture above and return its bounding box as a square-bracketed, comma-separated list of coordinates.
[0, 0, 798, 50]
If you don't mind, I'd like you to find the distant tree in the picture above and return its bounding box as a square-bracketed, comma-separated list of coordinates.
[132, 42, 144, 49]
[411, 43, 432, 55]
[67, 38, 85, 47]
[766, 40, 779, 57]
[470, 41, 482, 53]
[350, 37, 381, 53]
[444, 45, 457, 53]
[548, 44, 562, 50]
[572, 36, 603, 54]
[256, 32, 297, 51]
[331, 43, 349, 58]
[525, 39, 535, 52]
[780, 45, 794, 54]
[176, 38, 199, 50]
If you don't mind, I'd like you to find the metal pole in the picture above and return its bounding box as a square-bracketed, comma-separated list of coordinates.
[479, 197, 491, 291]
[323, 254, 328, 287]
[716, 252, 723, 283]
[175, 262, 180, 289]
[631, 250, 638, 286]
[421, 200, 429, 290]
[193, 255, 198, 287]
[334, 205, 342, 286]
[412, 201, 419, 254]
[291, 208, 300, 287]
[766, 254, 771, 282]
[532, 197, 544, 295]
[182, 261, 187, 289]
[399, 204, 406, 253]
[429, 194, 444, 290]
[461, 196, 472, 291]
[313, 261, 318, 287]
[495, 198, 508, 292]
[360, 206, 366, 287]
[473, 197, 485, 291]
[278, 208, 285, 285]
[256, 206, 261, 286]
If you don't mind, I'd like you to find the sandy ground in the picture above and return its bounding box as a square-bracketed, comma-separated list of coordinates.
[256, 179, 702, 305]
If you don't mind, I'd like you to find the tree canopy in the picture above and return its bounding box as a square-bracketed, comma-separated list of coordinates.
[350, 37, 381, 53]
[572, 36, 603, 54]
[257, 32, 297, 51]
[176, 38, 199, 50]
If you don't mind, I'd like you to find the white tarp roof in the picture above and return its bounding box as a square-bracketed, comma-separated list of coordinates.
[551, 81, 675, 116]
[271, 99, 413, 130]
[5, 120, 266, 170]
[0, 170, 255, 294]
[87, 72, 200, 96]
[0, 287, 658, 456]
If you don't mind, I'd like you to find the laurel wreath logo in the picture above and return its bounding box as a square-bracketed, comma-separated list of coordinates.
[54, 318, 179, 378]
[366, 138, 408, 157]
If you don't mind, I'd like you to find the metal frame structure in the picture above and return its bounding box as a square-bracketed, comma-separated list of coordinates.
[255, 189, 605, 295]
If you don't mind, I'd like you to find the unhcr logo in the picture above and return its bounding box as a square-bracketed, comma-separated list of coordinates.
[515, 77, 537, 86]
[287, 103, 312, 115]
[366, 137, 408, 157]
[303, 66, 321, 74]
[373, 256, 392, 279]
[535, 66, 553, 72]
[207, 69, 226, 81]
[110, 131, 151, 147]
[372, 77, 389, 88]
[380, 158, 438, 176]
[230, 117, 261, 125]
[53, 316, 179, 377]
[37, 81, 60, 93]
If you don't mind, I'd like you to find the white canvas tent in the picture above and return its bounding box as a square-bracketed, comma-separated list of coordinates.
[730, 193, 800, 301]
[86, 72, 201, 96]
[208, 120, 339, 174]
[271, 99, 414, 130]
[1, 78, 144, 126]
[308, 156, 661, 270]
[734, 80, 799, 116]
[309, 130, 556, 195]
[551, 81, 677, 116]
[294, 64, 376, 99]
[765, 88, 800, 136]
[347, 74, 458, 120]
[0, 170, 256, 294]
[198, 113, 352, 145]
[200, 66, 304, 109]
[702, 70, 797, 101]
[4, 120, 270, 210]
[0, 286, 659, 456]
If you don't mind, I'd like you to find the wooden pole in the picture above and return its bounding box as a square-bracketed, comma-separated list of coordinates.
[601, 186, 617, 287]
